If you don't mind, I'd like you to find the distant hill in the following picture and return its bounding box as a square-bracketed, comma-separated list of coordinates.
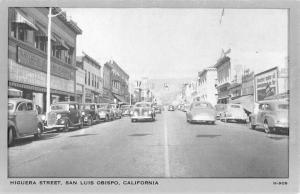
[148, 77, 195, 104]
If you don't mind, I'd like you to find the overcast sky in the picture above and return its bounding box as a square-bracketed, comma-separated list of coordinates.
[64, 8, 288, 80]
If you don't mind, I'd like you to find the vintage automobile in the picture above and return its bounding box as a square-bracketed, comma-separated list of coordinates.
[131, 102, 155, 122]
[110, 103, 122, 119]
[249, 100, 288, 133]
[96, 103, 114, 121]
[44, 101, 84, 132]
[220, 103, 248, 123]
[186, 101, 216, 124]
[215, 104, 226, 120]
[80, 103, 100, 126]
[8, 98, 44, 146]
[154, 105, 162, 114]
[168, 105, 175, 111]
[120, 105, 133, 116]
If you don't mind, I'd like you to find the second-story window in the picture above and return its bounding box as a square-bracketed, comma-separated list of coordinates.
[85, 70, 87, 84]
[88, 72, 90, 86]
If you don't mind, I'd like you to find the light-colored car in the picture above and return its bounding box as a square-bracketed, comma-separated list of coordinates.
[186, 101, 216, 124]
[8, 98, 44, 146]
[120, 105, 133, 116]
[249, 100, 288, 133]
[131, 102, 155, 122]
[215, 104, 226, 120]
[220, 103, 248, 123]
[96, 103, 114, 121]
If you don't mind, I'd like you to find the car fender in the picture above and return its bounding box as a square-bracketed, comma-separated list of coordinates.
[8, 120, 18, 137]
[265, 115, 275, 127]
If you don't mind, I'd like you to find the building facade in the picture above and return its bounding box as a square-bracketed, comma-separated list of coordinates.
[76, 52, 103, 103]
[8, 7, 82, 112]
[105, 60, 130, 104]
[75, 60, 85, 103]
[254, 66, 288, 102]
[196, 67, 218, 106]
[214, 56, 231, 104]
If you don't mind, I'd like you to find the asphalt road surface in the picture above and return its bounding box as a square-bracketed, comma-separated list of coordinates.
[8, 110, 288, 178]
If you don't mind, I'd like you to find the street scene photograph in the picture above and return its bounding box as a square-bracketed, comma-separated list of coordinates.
[7, 8, 289, 178]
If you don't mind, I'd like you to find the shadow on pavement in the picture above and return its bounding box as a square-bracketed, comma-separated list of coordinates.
[12, 133, 60, 147]
[69, 134, 97, 138]
[196, 134, 221, 138]
[129, 133, 152, 137]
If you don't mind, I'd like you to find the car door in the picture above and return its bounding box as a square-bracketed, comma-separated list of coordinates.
[256, 103, 265, 126]
[26, 102, 38, 135]
[69, 104, 78, 124]
[15, 102, 30, 136]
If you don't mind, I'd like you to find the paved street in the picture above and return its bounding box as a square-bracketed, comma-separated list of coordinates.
[8, 110, 288, 178]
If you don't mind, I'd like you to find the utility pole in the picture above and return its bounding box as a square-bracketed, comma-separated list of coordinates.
[46, 7, 63, 120]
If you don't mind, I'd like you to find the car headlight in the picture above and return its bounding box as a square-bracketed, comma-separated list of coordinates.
[56, 114, 61, 119]
[148, 111, 152, 114]
[41, 115, 46, 121]
[82, 112, 85, 116]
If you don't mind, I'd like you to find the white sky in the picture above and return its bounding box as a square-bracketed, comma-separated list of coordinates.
[64, 8, 288, 80]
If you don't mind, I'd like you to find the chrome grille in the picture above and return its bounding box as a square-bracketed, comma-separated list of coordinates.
[47, 112, 57, 126]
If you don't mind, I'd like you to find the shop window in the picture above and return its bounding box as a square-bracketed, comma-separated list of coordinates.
[10, 24, 17, 38]
[18, 26, 28, 42]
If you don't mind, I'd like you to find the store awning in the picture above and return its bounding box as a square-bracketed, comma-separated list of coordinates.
[35, 24, 56, 41]
[12, 12, 38, 31]
[53, 39, 69, 50]
[113, 94, 127, 104]
[230, 95, 254, 113]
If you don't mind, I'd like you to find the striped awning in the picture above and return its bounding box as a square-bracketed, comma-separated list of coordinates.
[12, 11, 38, 31]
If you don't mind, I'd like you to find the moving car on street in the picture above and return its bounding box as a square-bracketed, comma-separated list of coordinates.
[8, 98, 44, 146]
[120, 105, 133, 116]
[220, 103, 248, 123]
[168, 105, 175, 111]
[110, 103, 122, 119]
[80, 103, 100, 126]
[96, 103, 114, 121]
[131, 102, 155, 122]
[215, 104, 226, 120]
[45, 101, 84, 132]
[186, 101, 216, 124]
[249, 99, 288, 134]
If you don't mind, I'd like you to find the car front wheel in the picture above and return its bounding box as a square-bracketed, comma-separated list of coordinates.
[34, 124, 43, 140]
[264, 120, 272, 134]
[64, 120, 70, 132]
[8, 127, 15, 147]
[88, 117, 93, 126]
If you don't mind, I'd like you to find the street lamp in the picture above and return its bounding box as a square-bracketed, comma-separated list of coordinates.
[46, 7, 63, 120]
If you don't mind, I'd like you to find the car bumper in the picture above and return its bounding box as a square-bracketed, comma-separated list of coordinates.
[45, 124, 65, 130]
[131, 116, 153, 120]
[274, 123, 289, 129]
[225, 116, 247, 121]
[191, 117, 215, 122]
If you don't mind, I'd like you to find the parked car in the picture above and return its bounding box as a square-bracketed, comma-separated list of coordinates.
[44, 101, 84, 132]
[249, 100, 288, 133]
[131, 102, 155, 122]
[168, 105, 175, 111]
[154, 105, 162, 114]
[120, 105, 133, 116]
[8, 98, 44, 146]
[79, 103, 100, 126]
[215, 104, 226, 120]
[110, 103, 122, 119]
[220, 103, 248, 123]
[186, 101, 216, 124]
[96, 103, 114, 121]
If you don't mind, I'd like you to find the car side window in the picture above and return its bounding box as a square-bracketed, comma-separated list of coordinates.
[17, 102, 27, 111]
[27, 102, 33, 111]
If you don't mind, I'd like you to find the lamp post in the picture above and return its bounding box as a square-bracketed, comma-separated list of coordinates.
[46, 7, 63, 120]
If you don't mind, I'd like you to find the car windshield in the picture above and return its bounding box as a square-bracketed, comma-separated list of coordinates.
[278, 104, 288, 109]
[230, 105, 241, 108]
[194, 103, 210, 108]
[8, 103, 14, 111]
[82, 105, 95, 110]
[135, 103, 150, 108]
[98, 104, 108, 109]
[51, 104, 69, 110]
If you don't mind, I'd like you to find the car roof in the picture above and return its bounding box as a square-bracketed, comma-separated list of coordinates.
[52, 101, 78, 105]
[8, 98, 33, 103]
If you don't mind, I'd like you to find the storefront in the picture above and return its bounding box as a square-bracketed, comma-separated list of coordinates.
[216, 83, 231, 104]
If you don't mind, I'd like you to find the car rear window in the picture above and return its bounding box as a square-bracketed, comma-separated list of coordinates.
[230, 105, 241, 108]
[194, 103, 210, 108]
[51, 104, 69, 110]
[278, 104, 288, 109]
